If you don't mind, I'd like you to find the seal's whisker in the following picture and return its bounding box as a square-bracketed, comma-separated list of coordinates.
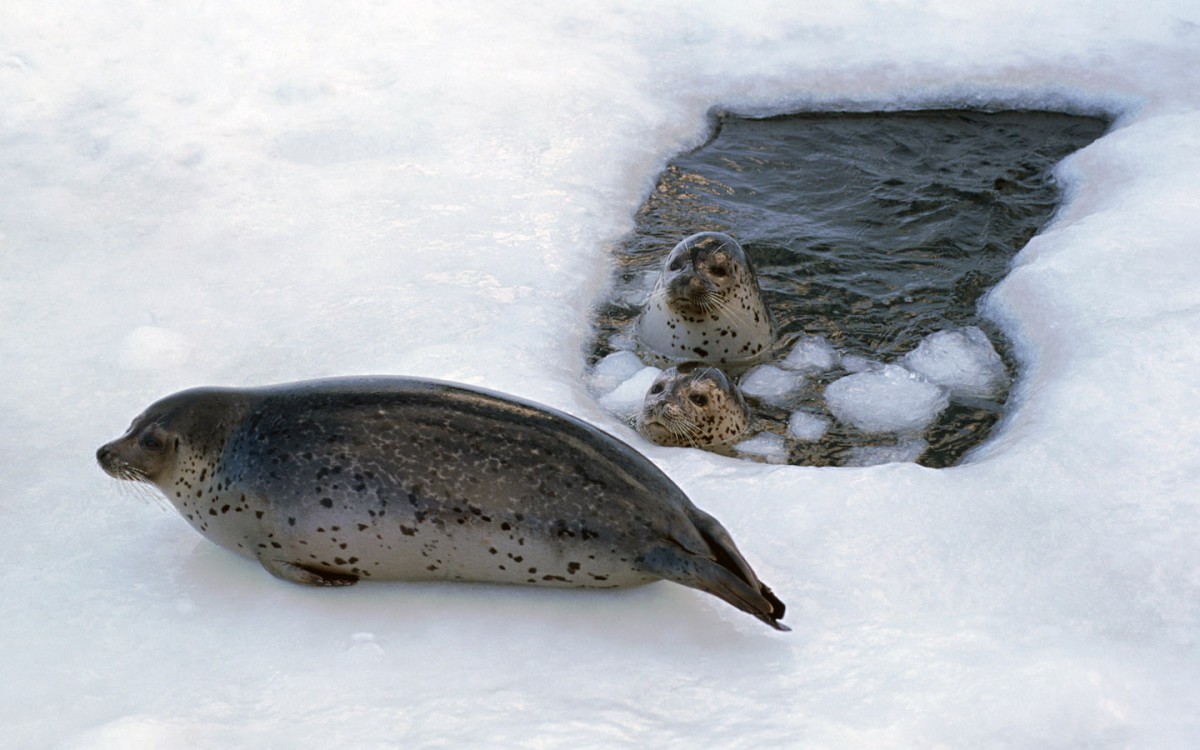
[111, 477, 170, 509]
[658, 411, 704, 448]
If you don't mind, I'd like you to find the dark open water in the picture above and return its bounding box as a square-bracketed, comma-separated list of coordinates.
[590, 110, 1110, 467]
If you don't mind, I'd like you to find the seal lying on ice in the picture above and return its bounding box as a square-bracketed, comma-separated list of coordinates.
[97, 376, 787, 630]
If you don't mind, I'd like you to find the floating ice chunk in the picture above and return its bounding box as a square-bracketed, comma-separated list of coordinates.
[608, 272, 661, 319]
[740, 364, 805, 407]
[589, 351, 646, 395]
[607, 329, 637, 352]
[615, 286, 651, 308]
[598, 366, 661, 422]
[780, 335, 839, 372]
[844, 438, 929, 467]
[902, 326, 1010, 399]
[825, 364, 949, 433]
[787, 410, 830, 441]
[840, 354, 880, 373]
[733, 432, 788, 464]
[117, 326, 190, 370]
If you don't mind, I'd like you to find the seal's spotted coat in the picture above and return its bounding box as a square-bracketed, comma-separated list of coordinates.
[637, 232, 776, 367]
[96, 376, 787, 630]
[637, 364, 752, 448]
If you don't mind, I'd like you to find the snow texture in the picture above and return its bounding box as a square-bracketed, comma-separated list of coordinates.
[598, 366, 662, 422]
[3, 1, 1200, 748]
[588, 350, 647, 395]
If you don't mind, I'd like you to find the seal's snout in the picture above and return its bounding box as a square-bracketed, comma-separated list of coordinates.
[96, 443, 114, 474]
[95, 441, 127, 478]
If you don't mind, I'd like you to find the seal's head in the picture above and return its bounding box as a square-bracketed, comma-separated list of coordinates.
[660, 232, 756, 317]
[636, 231, 776, 366]
[96, 388, 243, 487]
[637, 363, 751, 448]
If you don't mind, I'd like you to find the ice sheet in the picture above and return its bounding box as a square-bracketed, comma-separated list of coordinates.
[3, 1, 1199, 747]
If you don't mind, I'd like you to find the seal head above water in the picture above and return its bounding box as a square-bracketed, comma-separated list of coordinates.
[637, 364, 752, 448]
[636, 232, 776, 367]
[97, 376, 787, 630]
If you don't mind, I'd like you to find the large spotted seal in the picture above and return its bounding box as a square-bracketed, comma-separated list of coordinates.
[637, 364, 752, 448]
[96, 376, 786, 630]
[636, 232, 776, 366]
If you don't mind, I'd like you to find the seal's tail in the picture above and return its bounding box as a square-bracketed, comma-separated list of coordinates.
[639, 505, 788, 631]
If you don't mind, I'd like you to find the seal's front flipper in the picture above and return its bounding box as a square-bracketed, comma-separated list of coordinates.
[259, 558, 360, 587]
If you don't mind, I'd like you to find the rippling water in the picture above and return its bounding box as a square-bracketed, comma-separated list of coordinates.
[590, 110, 1109, 467]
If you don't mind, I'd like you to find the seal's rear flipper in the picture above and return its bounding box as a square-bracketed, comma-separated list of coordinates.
[637, 509, 789, 632]
[260, 558, 360, 587]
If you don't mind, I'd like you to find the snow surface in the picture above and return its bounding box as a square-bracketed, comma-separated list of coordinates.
[3, 1, 1200, 748]
[597, 365, 662, 422]
[588, 350, 647, 396]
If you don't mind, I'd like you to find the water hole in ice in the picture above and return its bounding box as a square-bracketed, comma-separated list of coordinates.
[588, 109, 1110, 467]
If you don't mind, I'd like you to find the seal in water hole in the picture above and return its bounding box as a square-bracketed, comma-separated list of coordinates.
[636, 232, 776, 367]
[96, 376, 787, 630]
[637, 364, 752, 448]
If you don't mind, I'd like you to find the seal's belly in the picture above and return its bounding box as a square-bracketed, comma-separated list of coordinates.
[280, 501, 653, 588]
[190, 486, 656, 589]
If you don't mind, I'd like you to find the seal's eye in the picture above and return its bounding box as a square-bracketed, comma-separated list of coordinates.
[649, 383, 665, 395]
[139, 430, 165, 452]
[688, 394, 709, 407]
[668, 258, 684, 272]
[710, 264, 729, 278]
